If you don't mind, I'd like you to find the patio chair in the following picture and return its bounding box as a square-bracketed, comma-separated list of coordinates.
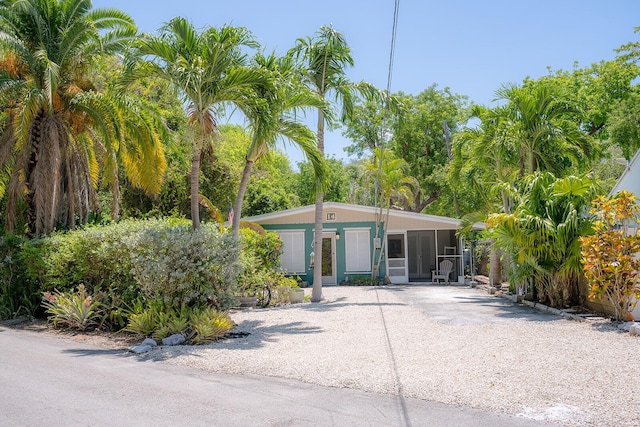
[432, 259, 453, 284]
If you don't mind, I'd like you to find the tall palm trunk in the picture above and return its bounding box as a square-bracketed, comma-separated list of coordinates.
[311, 108, 325, 302]
[190, 147, 201, 230]
[491, 159, 510, 288]
[24, 111, 44, 237]
[489, 242, 502, 287]
[110, 153, 121, 221]
[232, 159, 254, 240]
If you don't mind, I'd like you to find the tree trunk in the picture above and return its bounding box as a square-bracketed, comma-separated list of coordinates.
[110, 169, 120, 221]
[232, 160, 254, 240]
[25, 111, 44, 237]
[190, 148, 201, 230]
[453, 192, 460, 217]
[311, 107, 325, 302]
[374, 206, 391, 279]
[312, 187, 324, 302]
[489, 241, 502, 287]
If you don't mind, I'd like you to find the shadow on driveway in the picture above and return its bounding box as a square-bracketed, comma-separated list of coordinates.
[376, 285, 565, 325]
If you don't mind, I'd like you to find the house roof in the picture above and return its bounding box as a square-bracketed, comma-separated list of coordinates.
[610, 149, 640, 197]
[243, 202, 485, 230]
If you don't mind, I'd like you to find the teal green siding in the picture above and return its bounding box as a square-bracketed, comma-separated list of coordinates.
[263, 221, 385, 285]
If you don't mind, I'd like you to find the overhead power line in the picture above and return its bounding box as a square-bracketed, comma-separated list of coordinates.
[386, 0, 400, 96]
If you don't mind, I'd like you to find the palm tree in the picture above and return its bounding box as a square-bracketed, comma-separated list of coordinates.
[0, 0, 166, 237]
[487, 172, 596, 307]
[495, 82, 596, 177]
[451, 104, 519, 285]
[289, 25, 360, 302]
[366, 148, 418, 277]
[231, 53, 326, 240]
[132, 17, 263, 230]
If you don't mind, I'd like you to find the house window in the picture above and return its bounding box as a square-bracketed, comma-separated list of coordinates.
[345, 228, 371, 272]
[275, 230, 305, 273]
[387, 234, 405, 258]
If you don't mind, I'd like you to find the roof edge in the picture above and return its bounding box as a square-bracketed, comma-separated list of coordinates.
[242, 202, 485, 229]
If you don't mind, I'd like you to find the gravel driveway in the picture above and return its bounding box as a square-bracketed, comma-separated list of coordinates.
[143, 285, 640, 427]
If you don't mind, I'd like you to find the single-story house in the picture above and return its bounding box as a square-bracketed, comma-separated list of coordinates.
[243, 202, 484, 285]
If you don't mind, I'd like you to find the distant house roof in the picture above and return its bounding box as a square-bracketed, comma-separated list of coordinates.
[610, 149, 640, 197]
[243, 202, 485, 230]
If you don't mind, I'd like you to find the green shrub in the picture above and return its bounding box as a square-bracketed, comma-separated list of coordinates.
[236, 250, 298, 306]
[42, 284, 104, 331]
[0, 234, 41, 320]
[33, 217, 239, 314]
[127, 222, 240, 310]
[343, 275, 382, 286]
[236, 228, 290, 306]
[1, 218, 244, 324]
[239, 228, 283, 271]
[37, 219, 162, 297]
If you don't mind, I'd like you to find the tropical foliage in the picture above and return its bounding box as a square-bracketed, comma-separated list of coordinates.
[487, 173, 597, 307]
[42, 284, 103, 330]
[288, 25, 357, 301]
[389, 87, 469, 214]
[294, 156, 354, 205]
[0, 234, 40, 319]
[124, 301, 234, 344]
[366, 148, 418, 275]
[231, 52, 326, 239]
[0, 0, 166, 236]
[580, 191, 640, 321]
[130, 17, 263, 229]
[236, 227, 293, 302]
[0, 3, 639, 325]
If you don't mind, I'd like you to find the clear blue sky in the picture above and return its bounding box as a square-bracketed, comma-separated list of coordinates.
[93, 0, 639, 164]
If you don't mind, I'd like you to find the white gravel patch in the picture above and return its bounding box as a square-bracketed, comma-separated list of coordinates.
[149, 286, 640, 427]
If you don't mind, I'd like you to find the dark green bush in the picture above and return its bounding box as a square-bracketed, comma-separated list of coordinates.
[2, 219, 283, 322]
[36, 219, 157, 296]
[0, 234, 41, 320]
[343, 275, 382, 286]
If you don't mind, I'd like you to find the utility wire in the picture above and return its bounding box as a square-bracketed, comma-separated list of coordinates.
[372, 0, 401, 278]
[385, 0, 400, 96]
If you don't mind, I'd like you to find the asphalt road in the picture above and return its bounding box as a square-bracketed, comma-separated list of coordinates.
[0, 292, 554, 427]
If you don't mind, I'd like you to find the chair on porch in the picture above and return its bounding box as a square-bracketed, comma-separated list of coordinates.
[432, 259, 453, 284]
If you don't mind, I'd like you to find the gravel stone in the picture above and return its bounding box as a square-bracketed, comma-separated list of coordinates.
[149, 286, 640, 427]
[142, 338, 158, 347]
[129, 344, 152, 354]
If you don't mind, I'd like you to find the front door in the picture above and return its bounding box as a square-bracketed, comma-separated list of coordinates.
[408, 231, 435, 281]
[321, 232, 336, 285]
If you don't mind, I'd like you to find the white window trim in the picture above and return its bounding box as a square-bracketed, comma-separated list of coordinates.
[344, 227, 371, 273]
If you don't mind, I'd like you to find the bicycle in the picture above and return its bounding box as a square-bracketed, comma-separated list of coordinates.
[256, 283, 271, 308]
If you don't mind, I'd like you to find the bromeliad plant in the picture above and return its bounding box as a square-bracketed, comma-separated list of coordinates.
[123, 301, 234, 344]
[580, 191, 640, 321]
[42, 284, 104, 331]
